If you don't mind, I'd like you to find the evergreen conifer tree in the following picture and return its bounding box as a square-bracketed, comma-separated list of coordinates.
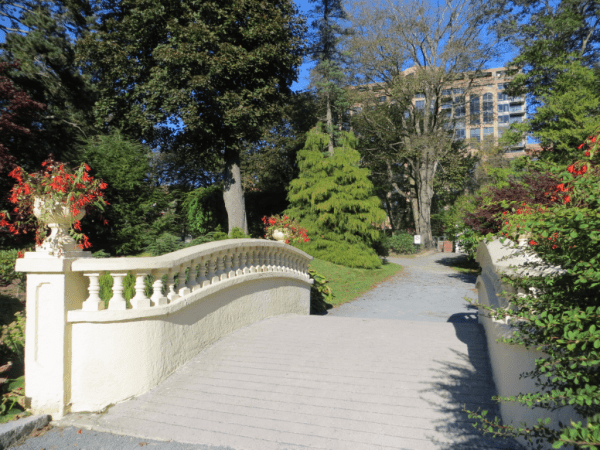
[286, 125, 386, 269]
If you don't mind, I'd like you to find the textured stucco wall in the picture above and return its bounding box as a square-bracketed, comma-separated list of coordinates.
[69, 276, 310, 413]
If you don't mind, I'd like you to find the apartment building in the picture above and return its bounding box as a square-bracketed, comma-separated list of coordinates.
[352, 67, 528, 156]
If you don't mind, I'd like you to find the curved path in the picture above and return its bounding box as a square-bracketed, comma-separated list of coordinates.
[328, 253, 480, 323]
[12, 253, 520, 450]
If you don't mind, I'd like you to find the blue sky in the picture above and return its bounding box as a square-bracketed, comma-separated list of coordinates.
[291, 0, 516, 92]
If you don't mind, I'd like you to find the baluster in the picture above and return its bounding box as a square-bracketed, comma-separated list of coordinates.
[187, 260, 200, 291]
[207, 255, 218, 284]
[151, 270, 168, 306]
[263, 247, 271, 272]
[291, 255, 300, 275]
[268, 247, 276, 272]
[302, 259, 310, 279]
[240, 249, 250, 275]
[197, 258, 209, 289]
[225, 249, 234, 279]
[274, 248, 283, 272]
[232, 250, 241, 277]
[177, 264, 190, 297]
[82, 273, 105, 311]
[258, 248, 266, 273]
[214, 251, 224, 282]
[167, 268, 179, 302]
[108, 273, 128, 310]
[131, 272, 151, 308]
[248, 247, 257, 273]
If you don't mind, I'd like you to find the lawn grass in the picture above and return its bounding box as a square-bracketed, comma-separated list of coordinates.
[309, 258, 403, 308]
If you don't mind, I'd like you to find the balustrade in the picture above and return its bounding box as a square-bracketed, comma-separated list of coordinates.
[77, 240, 312, 313]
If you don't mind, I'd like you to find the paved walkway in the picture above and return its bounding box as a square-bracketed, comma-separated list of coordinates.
[13, 253, 520, 449]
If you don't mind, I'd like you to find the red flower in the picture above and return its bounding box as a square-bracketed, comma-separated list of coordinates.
[564, 195, 571, 204]
[529, 240, 537, 246]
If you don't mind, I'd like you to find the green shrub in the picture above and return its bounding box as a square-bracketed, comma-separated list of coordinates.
[0, 312, 24, 359]
[388, 232, 417, 254]
[308, 269, 333, 314]
[0, 250, 22, 287]
[293, 239, 382, 269]
[145, 232, 185, 257]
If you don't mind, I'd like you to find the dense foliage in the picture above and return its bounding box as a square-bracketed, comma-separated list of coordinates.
[467, 135, 600, 449]
[77, 0, 306, 233]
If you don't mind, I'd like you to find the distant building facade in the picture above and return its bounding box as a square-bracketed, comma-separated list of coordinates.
[351, 67, 529, 157]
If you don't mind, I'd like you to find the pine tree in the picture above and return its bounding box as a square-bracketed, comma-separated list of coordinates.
[307, 0, 351, 154]
[286, 125, 386, 269]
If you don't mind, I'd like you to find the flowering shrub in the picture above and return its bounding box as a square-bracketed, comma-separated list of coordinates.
[466, 133, 600, 449]
[262, 214, 309, 244]
[0, 156, 108, 249]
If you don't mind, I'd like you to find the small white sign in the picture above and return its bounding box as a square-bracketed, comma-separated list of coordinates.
[414, 235, 421, 245]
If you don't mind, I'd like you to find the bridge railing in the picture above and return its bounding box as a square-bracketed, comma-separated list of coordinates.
[475, 239, 579, 449]
[16, 239, 313, 419]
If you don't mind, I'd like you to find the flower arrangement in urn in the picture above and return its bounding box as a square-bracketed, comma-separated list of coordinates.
[0, 155, 108, 256]
[262, 214, 309, 244]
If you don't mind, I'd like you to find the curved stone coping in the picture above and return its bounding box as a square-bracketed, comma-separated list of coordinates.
[476, 238, 562, 278]
[67, 270, 313, 323]
[70, 238, 312, 272]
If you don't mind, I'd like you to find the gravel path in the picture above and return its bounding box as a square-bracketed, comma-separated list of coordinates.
[327, 252, 480, 323]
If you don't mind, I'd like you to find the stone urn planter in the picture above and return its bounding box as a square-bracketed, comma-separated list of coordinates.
[33, 197, 85, 256]
[272, 229, 290, 242]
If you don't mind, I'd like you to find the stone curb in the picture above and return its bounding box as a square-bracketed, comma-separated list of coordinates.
[0, 414, 51, 449]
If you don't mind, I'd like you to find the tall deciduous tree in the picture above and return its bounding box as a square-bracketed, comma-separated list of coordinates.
[77, 0, 306, 234]
[345, 0, 502, 249]
[494, 0, 600, 162]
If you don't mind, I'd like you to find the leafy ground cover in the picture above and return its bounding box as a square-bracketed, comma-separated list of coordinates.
[309, 258, 403, 308]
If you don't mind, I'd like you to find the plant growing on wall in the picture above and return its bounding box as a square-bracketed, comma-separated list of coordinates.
[466, 134, 600, 449]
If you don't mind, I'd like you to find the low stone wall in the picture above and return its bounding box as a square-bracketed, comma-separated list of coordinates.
[17, 239, 313, 418]
[476, 240, 580, 449]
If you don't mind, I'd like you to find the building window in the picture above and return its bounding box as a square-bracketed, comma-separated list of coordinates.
[470, 95, 480, 125]
[470, 128, 481, 142]
[379, 96, 387, 102]
[497, 83, 506, 90]
[509, 115, 522, 124]
[441, 101, 452, 110]
[499, 114, 509, 125]
[498, 92, 508, 102]
[498, 104, 509, 113]
[483, 93, 493, 124]
[415, 93, 425, 99]
[454, 126, 466, 140]
[442, 89, 451, 96]
[495, 71, 505, 78]
[483, 127, 494, 137]
[354, 107, 362, 114]
[415, 100, 425, 110]
[453, 88, 464, 95]
[510, 104, 522, 112]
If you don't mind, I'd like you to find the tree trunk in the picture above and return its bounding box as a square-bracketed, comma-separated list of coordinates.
[222, 148, 248, 235]
[326, 92, 334, 155]
[410, 158, 436, 249]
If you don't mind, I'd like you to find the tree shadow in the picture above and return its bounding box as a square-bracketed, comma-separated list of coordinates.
[418, 316, 524, 449]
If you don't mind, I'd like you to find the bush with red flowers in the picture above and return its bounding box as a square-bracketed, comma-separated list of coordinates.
[465, 133, 600, 449]
[0, 156, 108, 249]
